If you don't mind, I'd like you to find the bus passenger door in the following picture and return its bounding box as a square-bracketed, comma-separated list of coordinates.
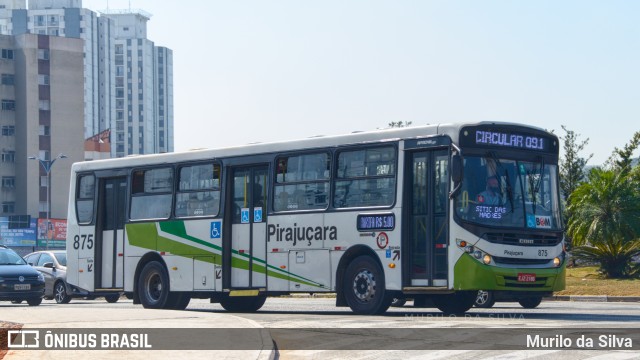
[225, 165, 268, 290]
[405, 150, 449, 287]
[95, 177, 127, 290]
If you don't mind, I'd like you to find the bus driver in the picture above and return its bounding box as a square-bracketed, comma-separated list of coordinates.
[478, 176, 501, 205]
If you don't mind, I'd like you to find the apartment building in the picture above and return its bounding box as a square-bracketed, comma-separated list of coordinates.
[0, 33, 84, 220]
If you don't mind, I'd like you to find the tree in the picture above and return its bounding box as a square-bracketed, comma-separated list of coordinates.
[608, 131, 640, 173]
[559, 125, 592, 201]
[567, 160, 640, 278]
[568, 168, 640, 245]
[571, 238, 640, 278]
[388, 121, 412, 128]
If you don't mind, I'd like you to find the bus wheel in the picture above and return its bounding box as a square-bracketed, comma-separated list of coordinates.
[474, 290, 495, 308]
[518, 296, 542, 309]
[343, 255, 392, 315]
[219, 294, 266, 313]
[170, 293, 191, 310]
[105, 294, 120, 303]
[433, 291, 476, 314]
[138, 261, 170, 309]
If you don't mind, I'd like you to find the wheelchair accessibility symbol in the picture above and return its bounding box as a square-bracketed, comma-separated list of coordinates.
[241, 208, 250, 224]
[210, 221, 222, 239]
[254, 208, 263, 223]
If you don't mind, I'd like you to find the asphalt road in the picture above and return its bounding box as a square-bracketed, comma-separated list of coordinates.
[3, 297, 640, 359]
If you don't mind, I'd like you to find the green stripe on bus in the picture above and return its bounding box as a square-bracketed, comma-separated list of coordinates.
[155, 221, 325, 288]
[126, 222, 326, 289]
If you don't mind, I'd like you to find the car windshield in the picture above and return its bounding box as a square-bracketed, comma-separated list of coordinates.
[454, 154, 562, 230]
[54, 252, 67, 266]
[0, 249, 28, 265]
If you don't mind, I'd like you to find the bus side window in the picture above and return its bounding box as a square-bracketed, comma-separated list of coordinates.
[274, 153, 330, 212]
[334, 146, 396, 208]
[175, 163, 221, 218]
[130, 168, 173, 220]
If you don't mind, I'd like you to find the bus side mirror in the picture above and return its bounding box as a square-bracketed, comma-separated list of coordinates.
[452, 154, 463, 183]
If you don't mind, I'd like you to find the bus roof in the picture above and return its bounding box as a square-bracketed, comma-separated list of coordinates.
[71, 121, 550, 172]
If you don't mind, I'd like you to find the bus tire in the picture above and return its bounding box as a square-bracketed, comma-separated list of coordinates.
[170, 293, 191, 310]
[138, 261, 171, 309]
[343, 255, 392, 315]
[518, 296, 542, 309]
[474, 290, 495, 308]
[105, 294, 120, 303]
[219, 294, 266, 313]
[433, 291, 476, 314]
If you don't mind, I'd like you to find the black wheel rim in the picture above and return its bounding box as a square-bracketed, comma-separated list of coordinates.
[145, 272, 163, 303]
[352, 268, 376, 302]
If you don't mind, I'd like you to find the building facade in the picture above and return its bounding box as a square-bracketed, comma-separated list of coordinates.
[1, 33, 84, 221]
[0, 0, 172, 230]
[0, 0, 173, 158]
[101, 10, 174, 157]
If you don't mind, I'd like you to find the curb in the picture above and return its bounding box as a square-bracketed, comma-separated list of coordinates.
[545, 295, 640, 303]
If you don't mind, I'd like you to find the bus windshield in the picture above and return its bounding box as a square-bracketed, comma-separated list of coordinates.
[455, 154, 562, 230]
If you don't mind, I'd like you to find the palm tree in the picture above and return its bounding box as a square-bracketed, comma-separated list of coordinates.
[571, 239, 640, 278]
[567, 168, 640, 278]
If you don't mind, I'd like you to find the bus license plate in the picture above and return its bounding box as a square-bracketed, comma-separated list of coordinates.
[517, 273, 536, 282]
[14, 284, 31, 290]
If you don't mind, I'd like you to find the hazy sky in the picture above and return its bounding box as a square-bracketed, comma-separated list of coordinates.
[83, 0, 639, 165]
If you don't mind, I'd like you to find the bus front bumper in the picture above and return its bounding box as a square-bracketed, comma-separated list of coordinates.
[453, 253, 566, 292]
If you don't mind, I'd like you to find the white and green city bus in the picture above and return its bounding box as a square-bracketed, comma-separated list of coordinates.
[65, 122, 565, 315]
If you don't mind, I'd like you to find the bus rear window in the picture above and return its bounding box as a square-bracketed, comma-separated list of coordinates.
[76, 174, 95, 224]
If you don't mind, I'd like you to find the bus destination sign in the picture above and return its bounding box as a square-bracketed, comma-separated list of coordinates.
[475, 130, 548, 151]
[460, 126, 558, 152]
[357, 213, 395, 231]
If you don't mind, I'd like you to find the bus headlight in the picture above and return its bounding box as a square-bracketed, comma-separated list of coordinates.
[456, 239, 493, 265]
[553, 251, 566, 267]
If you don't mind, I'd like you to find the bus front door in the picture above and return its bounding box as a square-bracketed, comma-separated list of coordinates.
[225, 165, 268, 290]
[95, 177, 127, 291]
[406, 150, 449, 287]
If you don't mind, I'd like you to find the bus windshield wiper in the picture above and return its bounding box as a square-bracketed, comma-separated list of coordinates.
[529, 157, 545, 213]
[487, 151, 506, 205]
[504, 169, 514, 212]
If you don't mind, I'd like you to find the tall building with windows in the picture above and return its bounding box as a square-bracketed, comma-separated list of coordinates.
[99, 9, 173, 157]
[0, 0, 172, 226]
[0, 33, 84, 220]
[0, 0, 173, 158]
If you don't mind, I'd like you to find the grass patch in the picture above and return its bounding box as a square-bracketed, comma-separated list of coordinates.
[556, 266, 640, 296]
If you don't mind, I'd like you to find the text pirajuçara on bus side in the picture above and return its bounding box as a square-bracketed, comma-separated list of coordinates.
[66, 122, 565, 314]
